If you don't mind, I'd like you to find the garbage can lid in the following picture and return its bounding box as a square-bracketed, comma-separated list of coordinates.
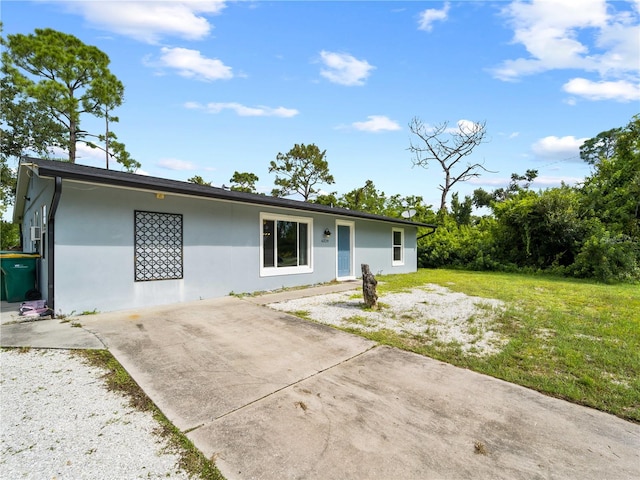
[0, 251, 41, 259]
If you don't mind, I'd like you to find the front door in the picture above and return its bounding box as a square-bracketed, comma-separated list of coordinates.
[337, 223, 353, 279]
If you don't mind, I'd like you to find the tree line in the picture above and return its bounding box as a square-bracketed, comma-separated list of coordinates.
[416, 116, 640, 283]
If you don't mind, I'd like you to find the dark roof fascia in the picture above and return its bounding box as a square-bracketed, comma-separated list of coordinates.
[22, 157, 435, 228]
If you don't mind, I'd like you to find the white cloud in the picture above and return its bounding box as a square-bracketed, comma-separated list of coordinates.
[456, 119, 483, 135]
[415, 119, 484, 136]
[187, 101, 298, 117]
[76, 144, 104, 163]
[154, 47, 233, 81]
[319, 51, 375, 86]
[157, 158, 197, 171]
[50, 144, 105, 165]
[563, 77, 640, 102]
[60, 0, 226, 44]
[352, 115, 401, 132]
[493, 0, 608, 80]
[418, 2, 450, 31]
[534, 175, 584, 186]
[532, 135, 589, 159]
[492, 0, 640, 101]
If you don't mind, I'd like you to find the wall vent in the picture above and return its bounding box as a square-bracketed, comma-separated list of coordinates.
[30, 226, 41, 242]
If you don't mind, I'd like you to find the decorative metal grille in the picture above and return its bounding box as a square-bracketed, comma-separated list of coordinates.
[134, 211, 183, 281]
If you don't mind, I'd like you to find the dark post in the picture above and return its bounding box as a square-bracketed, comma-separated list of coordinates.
[361, 264, 378, 309]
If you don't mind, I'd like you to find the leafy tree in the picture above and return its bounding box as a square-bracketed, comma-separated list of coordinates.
[471, 188, 494, 210]
[418, 214, 498, 270]
[579, 127, 621, 165]
[1, 220, 19, 250]
[473, 169, 538, 208]
[312, 192, 340, 207]
[492, 187, 585, 268]
[571, 115, 640, 282]
[229, 171, 259, 193]
[339, 180, 386, 214]
[580, 115, 640, 238]
[408, 117, 490, 211]
[0, 161, 17, 218]
[269, 143, 335, 201]
[2, 28, 135, 168]
[450, 192, 473, 226]
[83, 73, 140, 171]
[1, 45, 66, 160]
[1, 29, 65, 212]
[384, 194, 436, 225]
[187, 175, 212, 186]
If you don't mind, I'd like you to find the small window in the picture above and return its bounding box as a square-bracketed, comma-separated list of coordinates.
[134, 211, 183, 281]
[392, 228, 404, 266]
[261, 213, 312, 276]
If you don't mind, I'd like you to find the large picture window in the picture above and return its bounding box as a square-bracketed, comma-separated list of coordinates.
[261, 213, 312, 276]
[134, 210, 183, 281]
[392, 228, 404, 266]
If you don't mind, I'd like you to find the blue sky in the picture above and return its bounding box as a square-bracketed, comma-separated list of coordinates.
[3, 0, 639, 209]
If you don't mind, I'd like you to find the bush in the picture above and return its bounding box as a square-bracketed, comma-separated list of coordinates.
[418, 216, 498, 270]
[570, 228, 640, 283]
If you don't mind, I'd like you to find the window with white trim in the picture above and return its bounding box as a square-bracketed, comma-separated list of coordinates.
[392, 228, 404, 266]
[261, 213, 313, 276]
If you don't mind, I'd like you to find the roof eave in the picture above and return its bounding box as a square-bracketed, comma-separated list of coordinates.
[12, 162, 38, 223]
[19, 157, 435, 228]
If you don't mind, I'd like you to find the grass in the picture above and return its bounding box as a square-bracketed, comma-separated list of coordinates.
[342, 269, 640, 423]
[75, 350, 225, 480]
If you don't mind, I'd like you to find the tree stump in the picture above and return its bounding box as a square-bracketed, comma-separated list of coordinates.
[361, 264, 378, 310]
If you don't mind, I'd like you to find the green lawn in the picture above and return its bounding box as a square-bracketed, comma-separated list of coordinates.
[354, 269, 640, 423]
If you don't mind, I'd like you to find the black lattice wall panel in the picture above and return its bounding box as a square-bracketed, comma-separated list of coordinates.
[134, 211, 183, 281]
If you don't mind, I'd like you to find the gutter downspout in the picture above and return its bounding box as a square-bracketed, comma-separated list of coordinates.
[47, 177, 62, 313]
[417, 225, 437, 240]
[416, 226, 437, 270]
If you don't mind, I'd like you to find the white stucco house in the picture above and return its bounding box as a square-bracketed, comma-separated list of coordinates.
[13, 158, 435, 314]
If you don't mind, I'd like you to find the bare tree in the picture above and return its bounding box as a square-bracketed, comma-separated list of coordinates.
[408, 117, 490, 211]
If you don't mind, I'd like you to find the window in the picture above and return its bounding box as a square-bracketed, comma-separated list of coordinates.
[134, 211, 183, 281]
[392, 228, 404, 266]
[261, 213, 312, 276]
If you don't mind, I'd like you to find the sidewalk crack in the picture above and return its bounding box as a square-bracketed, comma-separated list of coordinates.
[213, 344, 378, 422]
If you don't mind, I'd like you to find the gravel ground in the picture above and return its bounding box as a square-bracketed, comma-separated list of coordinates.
[269, 283, 507, 356]
[0, 349, 190, 479]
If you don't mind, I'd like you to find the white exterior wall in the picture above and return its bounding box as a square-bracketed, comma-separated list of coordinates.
[25, 177, 418, 314]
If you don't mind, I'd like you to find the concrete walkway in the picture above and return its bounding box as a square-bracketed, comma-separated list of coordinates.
[2, 285, 639, 479]
[1, 300, 105, 349]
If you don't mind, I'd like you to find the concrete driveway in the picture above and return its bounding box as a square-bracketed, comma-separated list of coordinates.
[54, 288, 640, 479]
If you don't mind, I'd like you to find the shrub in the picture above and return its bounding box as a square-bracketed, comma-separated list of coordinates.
[570, 228, 640, 283]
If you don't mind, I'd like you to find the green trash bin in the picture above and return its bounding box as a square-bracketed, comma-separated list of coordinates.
[0, 252, 40, 302]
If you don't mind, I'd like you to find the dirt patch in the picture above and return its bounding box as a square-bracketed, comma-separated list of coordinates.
[269, 284, 507, 356]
